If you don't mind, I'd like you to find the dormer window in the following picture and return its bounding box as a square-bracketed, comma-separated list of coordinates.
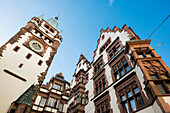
[44, 24, 49, 29]
[37, 20, 39, 23]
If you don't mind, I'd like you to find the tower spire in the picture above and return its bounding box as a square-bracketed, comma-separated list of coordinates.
[55, 13, 60, 20]
[58, 29, 63, 36]
[38, 13, 45, 21]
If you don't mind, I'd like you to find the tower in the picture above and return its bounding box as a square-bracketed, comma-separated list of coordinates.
[0, 14, 63, 113]
[67, 53, 90, 113]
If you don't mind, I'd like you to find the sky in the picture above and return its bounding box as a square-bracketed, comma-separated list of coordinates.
[0, 0, 169, 83]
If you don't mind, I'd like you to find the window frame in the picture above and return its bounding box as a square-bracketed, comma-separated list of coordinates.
[135, 48, 155, 58]
[106, 38, 123, 61]
[94, 72, 107, 96]
[112, 57, 131, 81]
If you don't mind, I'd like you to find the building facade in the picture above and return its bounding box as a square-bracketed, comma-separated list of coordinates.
[32, 73, 70, 113]
[1, 13, 169, 113]
[67, 25, 170, 113]
[0, 14, 63, 113]
[67, 54, 90, 113]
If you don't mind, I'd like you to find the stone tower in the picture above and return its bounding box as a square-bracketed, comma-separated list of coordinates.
[0, 14, 63, 113]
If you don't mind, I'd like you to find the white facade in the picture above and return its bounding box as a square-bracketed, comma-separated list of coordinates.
[0, 15, 62, 113]
[67, 25, 168, 113]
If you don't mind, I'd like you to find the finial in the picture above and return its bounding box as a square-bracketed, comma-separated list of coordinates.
[55, 13, 60, 20]
[38, 13, 45, 21]
[58, 29, 63, 36]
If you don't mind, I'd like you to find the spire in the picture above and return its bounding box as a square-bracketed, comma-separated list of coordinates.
[46, 18, 58, 30]
[58, 29, 63, 36]
[55, 13, 60, 20]
[38, 13, 45, 21]
[77, 53, 85, 64]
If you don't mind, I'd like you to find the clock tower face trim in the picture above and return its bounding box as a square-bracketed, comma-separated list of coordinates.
[23, 36, 49, 57]
[29, 40, 44, 52]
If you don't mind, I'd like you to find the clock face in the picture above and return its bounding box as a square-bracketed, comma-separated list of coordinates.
[29, 40, 44, 52]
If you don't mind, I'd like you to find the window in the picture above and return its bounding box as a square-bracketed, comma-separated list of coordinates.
[112, 57, 130, 81]
[26, 53, 32, 59]
[125, 65, 130, 72]
[119, 85, 144, 113]
[109, 50, 113, 59]
[160, 73, 169, 79]
[94, 60, 104, 74]
[137, 52, 145, 58]
[99, 81, 102, 93]
[38, 60, 43, 66]
[102, 106, 104, 113]
[105, 100, 110, 113]
[103, 78, 106, 90]
[97, 108, 100, 113]
[53, 99, 58, 108]
[44, 24, 49, 29]
[146, 60, 170, 94]
[145, 51, 153, 58]
[99, 60, 103, 69]
[107, 41, 122, 60]
[75, 92, 85, 105]
[48, 97, 58, 108]
[80, 93, 84, 104]
[120, 69, 124, 76]
[155, 83, 167, 94]
[13, 46, 20, 52]
[58, 103, 63, 112]
[129, 99, 136, 111]
[76, 75, 86, 84]
[150, 74, 159, 80]
[58, 85, 62, 91]
[85, 91, 89, 104]
[95, 75, 107, 96]
[95, 99, 110, 113]
[102, 35, 105, 40]
[53, 84, 62, 91]
[18, 63, 23, 68]
[100, 38, 111, 53]
[96, 84, 98, 95]
[136, 48, 154, 58]
[122, 102, 129, 113]
[53, 84, 57, 89]
[49, 28, 54, 33]
[113, 48, 117, 55]
[48, 97, 54, 106]
[40, 97, 46, 107]
[116, 43, 121, 51]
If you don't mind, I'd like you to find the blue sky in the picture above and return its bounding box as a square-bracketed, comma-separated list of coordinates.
[0, 0, 169, 83]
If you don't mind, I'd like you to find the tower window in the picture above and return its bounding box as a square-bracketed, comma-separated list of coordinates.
[38, 60, 43, 66]
[26, 53, 32, 59]
[18, 63, 23, 68]
[44, 24, 49, 29]
[13, 46, 20, 52]
[49, 28, 54, 33]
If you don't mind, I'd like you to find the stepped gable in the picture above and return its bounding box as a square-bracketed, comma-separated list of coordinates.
[93, 24, 140, 63]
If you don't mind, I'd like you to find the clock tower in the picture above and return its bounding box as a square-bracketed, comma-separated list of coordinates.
[0, 14, 63, 113]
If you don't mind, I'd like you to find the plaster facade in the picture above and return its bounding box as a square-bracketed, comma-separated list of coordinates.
[0, 14, 63, 113]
